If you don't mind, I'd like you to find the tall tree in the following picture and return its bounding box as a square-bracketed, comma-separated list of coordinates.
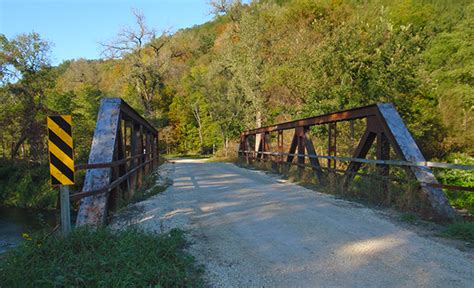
[101, 9, 169, 120]
[0, 32, 53, 160]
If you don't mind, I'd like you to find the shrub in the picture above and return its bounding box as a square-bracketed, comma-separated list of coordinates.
[0, 159, 56, 209]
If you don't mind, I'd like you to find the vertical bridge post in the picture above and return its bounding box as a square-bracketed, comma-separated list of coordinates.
[76, 98, 158, 227]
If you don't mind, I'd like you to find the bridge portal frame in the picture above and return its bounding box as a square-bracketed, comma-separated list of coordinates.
[74, 98, 159, 226]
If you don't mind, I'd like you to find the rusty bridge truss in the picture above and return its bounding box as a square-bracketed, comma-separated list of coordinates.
[68, 98, 159, 226]
[239, 103, 473, 221]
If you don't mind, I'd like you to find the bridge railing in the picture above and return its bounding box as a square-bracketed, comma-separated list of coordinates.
[71, 153, 155, 201]
[70, 98, 159, 226]
[239, 151, 474, 192]
[238, 103, 473, 221]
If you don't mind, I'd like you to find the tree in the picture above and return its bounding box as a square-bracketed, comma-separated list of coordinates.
[0, 32, 54, 160]
[101, 9, 170, 121]
[422, 3, 474, 154]
[209, 0, 237, 16]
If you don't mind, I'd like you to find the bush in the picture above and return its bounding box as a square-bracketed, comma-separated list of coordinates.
[0, 227, 203, 287]
[435, 153, 474, 214]
[0, 159, 56, 209]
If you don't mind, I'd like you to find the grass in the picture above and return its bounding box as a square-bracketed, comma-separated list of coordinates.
[128, 173, 170, 205]
[399, 213, 419, 224]
[441, 221, 474, 243]
[0, 227, 203, 287]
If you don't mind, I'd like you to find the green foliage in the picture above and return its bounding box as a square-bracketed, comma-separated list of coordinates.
[436, 153, 474, 213]
[0, 32, 54, 161]
[0, 159, 56, 209]
[422, 3, 474, 153]
[128, 173, 169, 204]
[400, 213, 418, 224]
[0, 227, 203, 287]
[46, 85, 102, 162]
[441, 221, 474, 242]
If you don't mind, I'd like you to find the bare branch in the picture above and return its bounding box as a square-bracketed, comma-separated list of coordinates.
[208, 0, 233, 16]
[100, 8, 156, 59]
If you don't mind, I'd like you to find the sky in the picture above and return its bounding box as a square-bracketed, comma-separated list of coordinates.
[0, 0, 216, 65]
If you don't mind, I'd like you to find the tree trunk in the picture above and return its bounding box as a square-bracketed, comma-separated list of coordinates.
[225, 137, 229, 158]
[11, 134, 27, 160]
[21, 144, 26, 159]
[255, 110, 262, 151]
[192, 104, 203, 148]
[137, 76, 153, 117]
[1, 137, 6, 158]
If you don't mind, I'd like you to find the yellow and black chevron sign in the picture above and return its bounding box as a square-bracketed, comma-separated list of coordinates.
[47, 115, 75, 185]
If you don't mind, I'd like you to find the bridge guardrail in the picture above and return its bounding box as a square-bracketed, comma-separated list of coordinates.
[239, 150, 474, 192]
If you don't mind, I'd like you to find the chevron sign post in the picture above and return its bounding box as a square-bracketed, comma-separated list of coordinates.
[47, 115, 74, 235]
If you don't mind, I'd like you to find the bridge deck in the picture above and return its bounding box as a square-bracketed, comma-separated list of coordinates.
[116, 159, 473, 287]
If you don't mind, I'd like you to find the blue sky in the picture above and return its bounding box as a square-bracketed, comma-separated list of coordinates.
[0, 0, 216, 65]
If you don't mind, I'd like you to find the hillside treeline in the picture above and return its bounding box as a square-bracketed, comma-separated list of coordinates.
[0, 0, 472, 207]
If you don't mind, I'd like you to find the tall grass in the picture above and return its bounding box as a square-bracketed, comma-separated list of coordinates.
[0, 227, 203, 287]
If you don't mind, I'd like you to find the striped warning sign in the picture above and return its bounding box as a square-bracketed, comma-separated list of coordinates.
[47, 115, 75, 185]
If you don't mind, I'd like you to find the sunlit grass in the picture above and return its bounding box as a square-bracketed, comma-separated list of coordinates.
[0, 227, 203, 287]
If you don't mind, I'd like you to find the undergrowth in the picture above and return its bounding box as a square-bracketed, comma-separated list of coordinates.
[435, 153, 474, 214]
[441, 222, 474, 243]
[399, 213, 419, 224]
[0, 159, 56, 209]
[129, 173, 169, 204]
[0, 227, 203, 287]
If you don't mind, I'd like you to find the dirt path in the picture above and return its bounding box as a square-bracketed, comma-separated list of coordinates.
[115, 159, 473, 287]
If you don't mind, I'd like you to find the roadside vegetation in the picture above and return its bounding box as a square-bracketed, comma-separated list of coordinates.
[435, 153, 474, 214]
[398, 212, 474, 243]
[127, 172, 170, 205]
[441, 222, 474, 243]
[0, 227, 203, 287]
[0, 159, 56, 209]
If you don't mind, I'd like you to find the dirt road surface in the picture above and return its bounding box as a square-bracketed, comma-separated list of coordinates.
[115, 159, 473, 287]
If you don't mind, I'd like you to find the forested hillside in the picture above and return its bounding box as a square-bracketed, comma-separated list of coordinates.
[0, 0, 472, 208]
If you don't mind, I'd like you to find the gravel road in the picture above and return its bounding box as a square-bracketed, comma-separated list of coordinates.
[115, 159, 473, 287]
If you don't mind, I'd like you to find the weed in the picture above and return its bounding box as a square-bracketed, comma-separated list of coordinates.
[400, 213, 418, 224]
[0, 227, 203, 287]
[441, 222, 474, 242]
[127, 173, 170, 205]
